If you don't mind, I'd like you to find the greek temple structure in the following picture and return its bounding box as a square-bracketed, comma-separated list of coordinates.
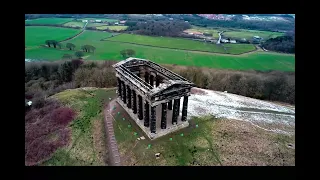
[113, 57, 195, 140]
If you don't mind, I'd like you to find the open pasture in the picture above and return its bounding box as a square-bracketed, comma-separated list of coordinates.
[25, 26, 81, 47]
[107, 34, 256, 55]
[96, 26, 128, 31]
[25, 18, 74, 25]
[63, 21, 86, 28]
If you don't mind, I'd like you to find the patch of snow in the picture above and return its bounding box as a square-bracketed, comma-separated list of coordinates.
[181, 88, 295, 134]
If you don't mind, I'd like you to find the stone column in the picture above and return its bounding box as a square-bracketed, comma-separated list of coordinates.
[150, 74, 154, 86]
[117, 78, 122, 98]
[145, 72, 149, 84]
[127, 85, 131, 109]
[122, 82, 126, 104]
[168, 100, 173, 110]
[144, 100, 150, 127]
[150, 105, 156, 133]
[181, 96, 189, 122]
[171, 98, 180, 125]
[161, 103, 167, 129]
[138, 95, 143, 120]
[132, 90, 137, 114]
[156, 76, 160, 87]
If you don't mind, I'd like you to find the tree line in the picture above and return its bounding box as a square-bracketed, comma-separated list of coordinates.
[262, 34, 295, 53]
[165, 66, 295, 104]
[44, 41, 96, 59]
[178, 14, 294, 32]
[125, 20, 191, 37]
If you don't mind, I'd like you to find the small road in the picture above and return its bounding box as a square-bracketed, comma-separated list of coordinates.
[216, 31, 224, 44]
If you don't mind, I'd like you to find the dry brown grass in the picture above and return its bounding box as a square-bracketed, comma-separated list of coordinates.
[209, 119, 295, 166]
[92, 118, 108, 165]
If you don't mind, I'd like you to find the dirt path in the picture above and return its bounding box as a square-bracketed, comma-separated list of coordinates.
[59, 21, 88, 43]
[103, 99, 121, 166]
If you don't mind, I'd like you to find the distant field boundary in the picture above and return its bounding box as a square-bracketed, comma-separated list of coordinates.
[102, 39, 258, 56]
[25, 18, 75, 26]
[58, 29, 85, 43]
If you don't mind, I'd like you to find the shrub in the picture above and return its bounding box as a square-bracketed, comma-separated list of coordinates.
[50, 107, 76, 126]
[25, 99, 75, 166]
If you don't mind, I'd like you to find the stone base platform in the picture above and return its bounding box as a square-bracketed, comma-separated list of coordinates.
[117, 98, 189, 140]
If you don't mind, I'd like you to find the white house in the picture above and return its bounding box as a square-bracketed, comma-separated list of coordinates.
[95, 20, 102, 23]
[253, 36, 261, 39]
[220, 39, 229, 43]
[230, 40, 236, 43]
[115, 22, 119, 25]
[119, 20, 126, 24]
[169, 18, 173, 20]
[82, 20, 88, 23]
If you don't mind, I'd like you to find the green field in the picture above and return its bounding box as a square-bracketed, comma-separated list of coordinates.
[223, 44, 256, 54]
[223, 29, 284, 40]
[186, 27, 221, 39]
[108, 34, 242, 54]
[25, 26, 81, 47]
[25, 29, 295, 71]
[25, 18, 74, 25]
[188, 26, 284, 40]
[80, 18, 118, 22]
[96, 26, 128, 31]
[87, 23, 108, 27]
[63, 21, 85, 28]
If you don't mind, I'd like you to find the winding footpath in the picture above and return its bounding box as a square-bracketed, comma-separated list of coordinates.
[103, 99, 121, 166]
[58, 21, 88, 43]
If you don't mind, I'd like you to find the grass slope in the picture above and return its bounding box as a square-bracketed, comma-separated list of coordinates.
[42, 88, 116, 166]
[25, 26, 81, 47]
[25, 18, 74, 25]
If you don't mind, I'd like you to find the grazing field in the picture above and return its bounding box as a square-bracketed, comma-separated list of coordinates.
[96, 26, 128, 31]
[25, 30, 295, 71]
[42, 88, 117, 166]
[87, 23, 108, 27]
[63, 21, 85, 28]
[25, 18, 74, 25]
[223, 44, 256, 54]
[108, 34, 228, 54]
[80, 18, 118, 22]
[188, 26, 284, 40]
[186, 26, 221, 39]
[223, 29, 284, 40]
[108, 34, 257, 55]
[25, 26, 81, 47]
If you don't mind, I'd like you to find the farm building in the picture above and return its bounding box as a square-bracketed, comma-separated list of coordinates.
[253, 36, 262, 39]
[230, 40, 236, 43]
[115, 22, 119, 25]
[220, 39, 229, 43]
[119, 21, 126, 24]
[82, 20, 88, 23]
[95, 20, 102, 23]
